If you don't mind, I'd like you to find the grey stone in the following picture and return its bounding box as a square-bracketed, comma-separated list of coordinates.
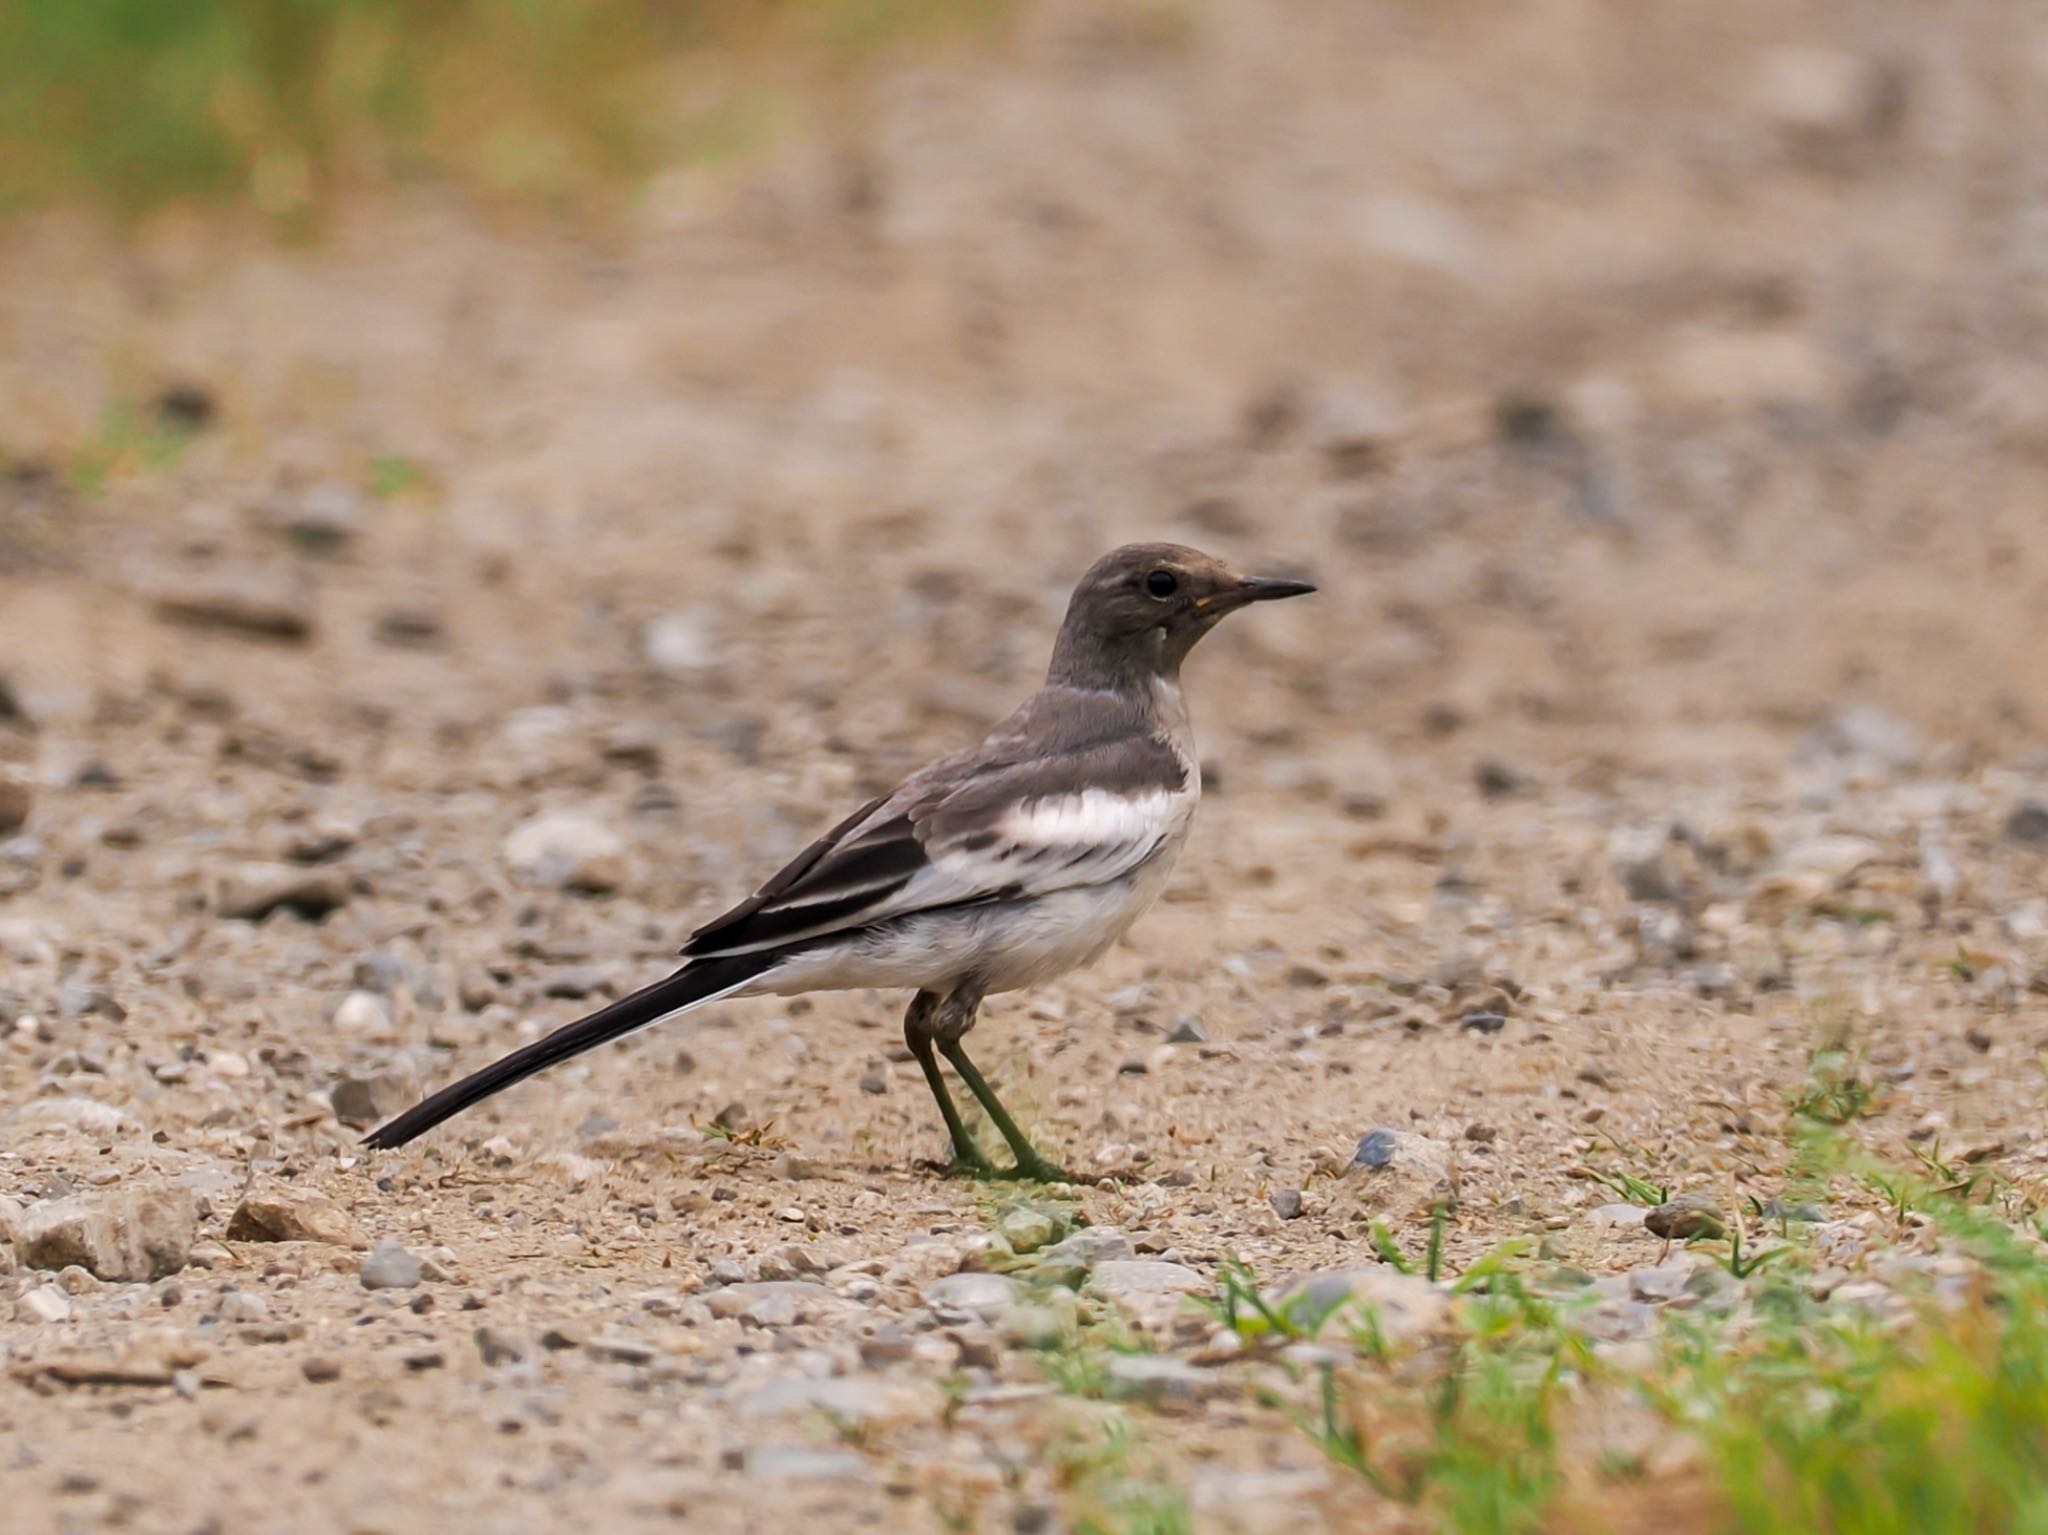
[475, 1326, 528, 1366]
[1026, 1227, 1133, 1285]
[1273, 1267, 1449, 1345]
[359, 1239, 423, 1290]
[1088, 1260, 1206, 1306]
[743, 1446, 870, 1483]
[1268, 1188, 1305, 1220]
[737, 1375, 934, 1424]
[329, 1072, 414, 1128]
[17, 1186, 198, 1282]
[6, 1097, 125, 1137]
[503, 813, 628, 893]
[1002, 1304, 1065, 1351]
[703, 1280, 834, 1328]
[923, 1271, 1021, 1321]
[216, 863, 347, 921]
[1627, 1264, 1692, 1304]
[1342, 1131, 1457, 1217]
[17, 1285, 72, 1323]
[264, 482, 364, 550]
[997, 1206, 1061, 1255]
[1102, 1353, 1218, 1407]
[153, 570, 315, 642]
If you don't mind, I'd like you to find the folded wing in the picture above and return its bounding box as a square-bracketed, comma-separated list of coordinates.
[683, 724, 1190, 961]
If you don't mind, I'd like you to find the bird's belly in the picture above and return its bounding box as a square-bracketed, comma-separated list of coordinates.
[757, 845, 1183, 997]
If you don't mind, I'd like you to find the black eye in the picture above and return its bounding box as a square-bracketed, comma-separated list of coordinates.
[1144, 569, 1178, 599]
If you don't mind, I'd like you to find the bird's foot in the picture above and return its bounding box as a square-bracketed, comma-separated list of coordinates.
[991, 1153, 1078, 1186]
[922, 1150, 1075, 1184]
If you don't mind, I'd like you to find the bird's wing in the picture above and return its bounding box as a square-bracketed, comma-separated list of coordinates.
[682, 709, 1191, 961]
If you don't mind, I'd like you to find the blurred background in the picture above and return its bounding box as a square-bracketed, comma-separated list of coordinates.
[8, 7, 2048, 1530]
[2, 0, 2045, 771]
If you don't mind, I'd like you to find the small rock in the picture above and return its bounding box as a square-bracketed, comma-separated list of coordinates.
[17, 1186, 198, 1281]
[217, 863, 347, 921]
[374, 608, 443, 649]
[1591, 1202, 1651, 1232]
[329, 990, 389, 1039]
[17, 1285, 72, 1323]
[923, 1272, 1021, 1321]
[1272, 1268, 1449, 1346]
[329, 1072, 414, 1128]
[153, 571, 315, 642]
[359, 1239, 423, 1290]
[858, 1061, 889, 1094]
[1342, 1130, 1457, 1217]
[1644, 1195, 1725, 1242]
[2004, 804, 2048, 845]
[475, 1326, 528, 1366]
[1026, 1227, 1133, 1284]
[997, 1207, 1061, 1256]
[301, 1356, 342, 1383]
[264, 482, 363, 551]
[1352, 1129, 1400, 1169]
[642, 611, 716, 674]
[226, 1187, 362, 1248]
[1088, 1260, 1206, 1305]
[6, 1096, 124, 1137]
[736, 1376, 934, 1424]
[1628, 1265, 1693, 1304]
[585, 1335, 656, 1365]
[703, 1280, 834, 1328]
[743, 1447, 869, 1484]
[503, 813, 628, 894]
[219, 1289, 269, 1323]
[1102, 1354, 1218, 1408]
[1268, 1188, 1305, 1220]
[0, 772, 30, 835]
[1002, 1304, 1066, 1351]
[1167, 1017, 1208, 1044]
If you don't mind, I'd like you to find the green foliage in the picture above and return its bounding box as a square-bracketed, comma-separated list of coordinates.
[1792, 1046, 1880, 1125]
[68, 397, 200, 498]
[1198, 1256, 1353, 1343]
[368, 452, 426, 499]
[0, 0, 1009, 217]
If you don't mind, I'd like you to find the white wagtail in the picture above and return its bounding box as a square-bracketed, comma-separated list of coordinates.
[366, 544, 1315, 1180]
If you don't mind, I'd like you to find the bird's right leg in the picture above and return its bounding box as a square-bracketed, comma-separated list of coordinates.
[903, 990, 995, 1177]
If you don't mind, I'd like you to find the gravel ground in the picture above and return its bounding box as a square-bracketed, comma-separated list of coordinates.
[4, 2, 2048, 1531]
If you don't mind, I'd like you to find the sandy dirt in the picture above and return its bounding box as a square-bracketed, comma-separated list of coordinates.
[3, 1, 2048, 1531]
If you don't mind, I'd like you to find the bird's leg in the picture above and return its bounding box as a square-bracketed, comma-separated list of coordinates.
[903, 990, 994, 1177]
[933, 986, 1074, 1185]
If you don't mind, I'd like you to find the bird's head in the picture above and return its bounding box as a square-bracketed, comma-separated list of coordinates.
[1049, 542, 1316, 687]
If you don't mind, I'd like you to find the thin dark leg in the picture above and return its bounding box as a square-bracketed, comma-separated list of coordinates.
[904, 992, 993, 1175]
[938, 1037, 1074, 1184]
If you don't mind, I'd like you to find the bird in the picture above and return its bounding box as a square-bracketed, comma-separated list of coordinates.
[364, 543, 1315, 1181]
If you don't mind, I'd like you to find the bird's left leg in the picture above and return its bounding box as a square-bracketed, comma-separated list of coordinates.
[934, 984, 1074, 1185]
[904, 989, 995, 1177]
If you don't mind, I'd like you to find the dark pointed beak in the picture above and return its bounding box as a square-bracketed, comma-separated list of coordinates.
[1232, 574, 1317, 604]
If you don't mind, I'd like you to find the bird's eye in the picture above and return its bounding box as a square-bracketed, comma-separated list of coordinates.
[1143, 569, 1179, 599]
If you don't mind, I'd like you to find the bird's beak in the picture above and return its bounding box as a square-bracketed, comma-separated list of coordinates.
[1228, 574, 1318, 605]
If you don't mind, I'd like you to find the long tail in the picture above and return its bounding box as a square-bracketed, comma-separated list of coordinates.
[361, 954, 775, 1150]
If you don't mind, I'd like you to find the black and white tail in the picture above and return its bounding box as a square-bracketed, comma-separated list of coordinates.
[361, 954, 775, 1149]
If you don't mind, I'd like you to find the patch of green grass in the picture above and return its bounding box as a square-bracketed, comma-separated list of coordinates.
[1198, 1256, 1354, 1343]
[68, 398, 200, 499]
[1300, 1127, 2048, 1534]
[1049, 1415, 1194, 1535]
[0, 0, 1012, 218]
[1791, 1045, 1881, 1125]
[367, 452, 427, 500]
